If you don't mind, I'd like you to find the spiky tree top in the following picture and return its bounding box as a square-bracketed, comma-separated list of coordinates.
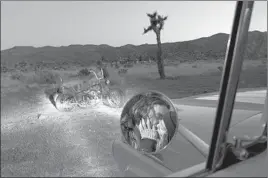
[143, 11, 168, 35]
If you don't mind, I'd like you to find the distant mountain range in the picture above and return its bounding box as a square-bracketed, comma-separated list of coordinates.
[1, 31, 267, 69]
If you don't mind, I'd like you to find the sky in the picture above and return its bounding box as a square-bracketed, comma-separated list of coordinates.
[1, 1, 267, 50]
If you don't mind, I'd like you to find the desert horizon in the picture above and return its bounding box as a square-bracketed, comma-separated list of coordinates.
[2, 30, 267, 51]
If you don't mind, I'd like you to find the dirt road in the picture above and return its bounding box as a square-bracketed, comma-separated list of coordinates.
[1, 87, 123, 177]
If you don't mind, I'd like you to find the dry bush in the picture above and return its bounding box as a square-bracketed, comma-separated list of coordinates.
[8, 70, 27, 81]
[262, 59, 266, 65]
[77, 68, 91, 76]
[115, 63, 120, 69]
[217, 66, 223, 72]
[175, 63, 180, 67]
[33, 70, 61, 85]
[10, 73, 23, 80]
[1, 66, 9, 73]
[192, 64, 198, 68]
[123, 63, 134, 68]
[118, 68, 128, 76]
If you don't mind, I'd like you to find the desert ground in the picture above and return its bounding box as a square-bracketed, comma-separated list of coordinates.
[1, 59, 267, 177]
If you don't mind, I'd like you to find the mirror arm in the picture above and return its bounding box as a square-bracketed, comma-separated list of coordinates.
[178, 124, 209, 157]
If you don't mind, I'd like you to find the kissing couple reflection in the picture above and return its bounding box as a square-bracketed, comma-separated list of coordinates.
[121, 92, 178, 153]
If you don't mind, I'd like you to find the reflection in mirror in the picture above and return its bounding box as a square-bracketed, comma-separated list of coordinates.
[120, 91, 179, 154]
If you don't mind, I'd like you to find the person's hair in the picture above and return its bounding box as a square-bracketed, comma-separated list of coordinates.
[151, 99, 170, 110]
[121, 93, 171, 131]
[120, 93, 173, 148]
[131, 95, 170, 125]
[131, 95, 148, 125]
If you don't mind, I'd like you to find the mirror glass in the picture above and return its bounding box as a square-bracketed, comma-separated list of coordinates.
[120, 91, 179, 154]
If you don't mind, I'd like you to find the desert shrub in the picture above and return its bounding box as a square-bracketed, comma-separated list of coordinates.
[175, 63, 180, 67]
[166, 76, 179, 80]
[217, 66, 223, 72]
[34, 70, 61, 85]
[118, 68, 128, 76]
[10, 73, 22, 80]
[20, 68, 28, 72]
[124, 63, 134, 68]
[192, 64, 198, 68]
[14, 61, 28, 72]
[115, 63, 120, 69]
[77, 68, 91, 76]
[9, 71, 27, 82]
[1, 66, 8, 73]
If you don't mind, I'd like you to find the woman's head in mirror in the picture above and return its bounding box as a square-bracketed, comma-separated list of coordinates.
[120, 91, 178, 153]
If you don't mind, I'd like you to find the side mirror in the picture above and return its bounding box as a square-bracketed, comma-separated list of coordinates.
[120, 91, 179, 154]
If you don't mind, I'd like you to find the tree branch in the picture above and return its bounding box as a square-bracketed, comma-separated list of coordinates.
[143, 26, 153, 34]
[147, 12, 157, 18]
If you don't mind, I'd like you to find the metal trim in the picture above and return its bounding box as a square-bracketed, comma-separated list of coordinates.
[206, 1, 254, 172]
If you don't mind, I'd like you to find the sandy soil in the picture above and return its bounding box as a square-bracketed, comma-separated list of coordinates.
[1, 60, 266, 177]
[1, 87, 124, 177]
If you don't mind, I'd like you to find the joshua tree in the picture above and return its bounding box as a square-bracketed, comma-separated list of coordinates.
[143, 11, 168, 79]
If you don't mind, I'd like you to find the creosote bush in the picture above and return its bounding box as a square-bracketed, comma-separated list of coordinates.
[118, 68, 128, 76]
[77, 68, 91, 76]
[10, 73, 23, 80]
[33, 70, 61, 85]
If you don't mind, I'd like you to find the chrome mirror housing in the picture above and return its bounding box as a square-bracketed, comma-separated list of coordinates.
[120, 91, 179, 154]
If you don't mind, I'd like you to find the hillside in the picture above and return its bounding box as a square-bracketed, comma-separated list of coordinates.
[1, 31, 267, 70]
